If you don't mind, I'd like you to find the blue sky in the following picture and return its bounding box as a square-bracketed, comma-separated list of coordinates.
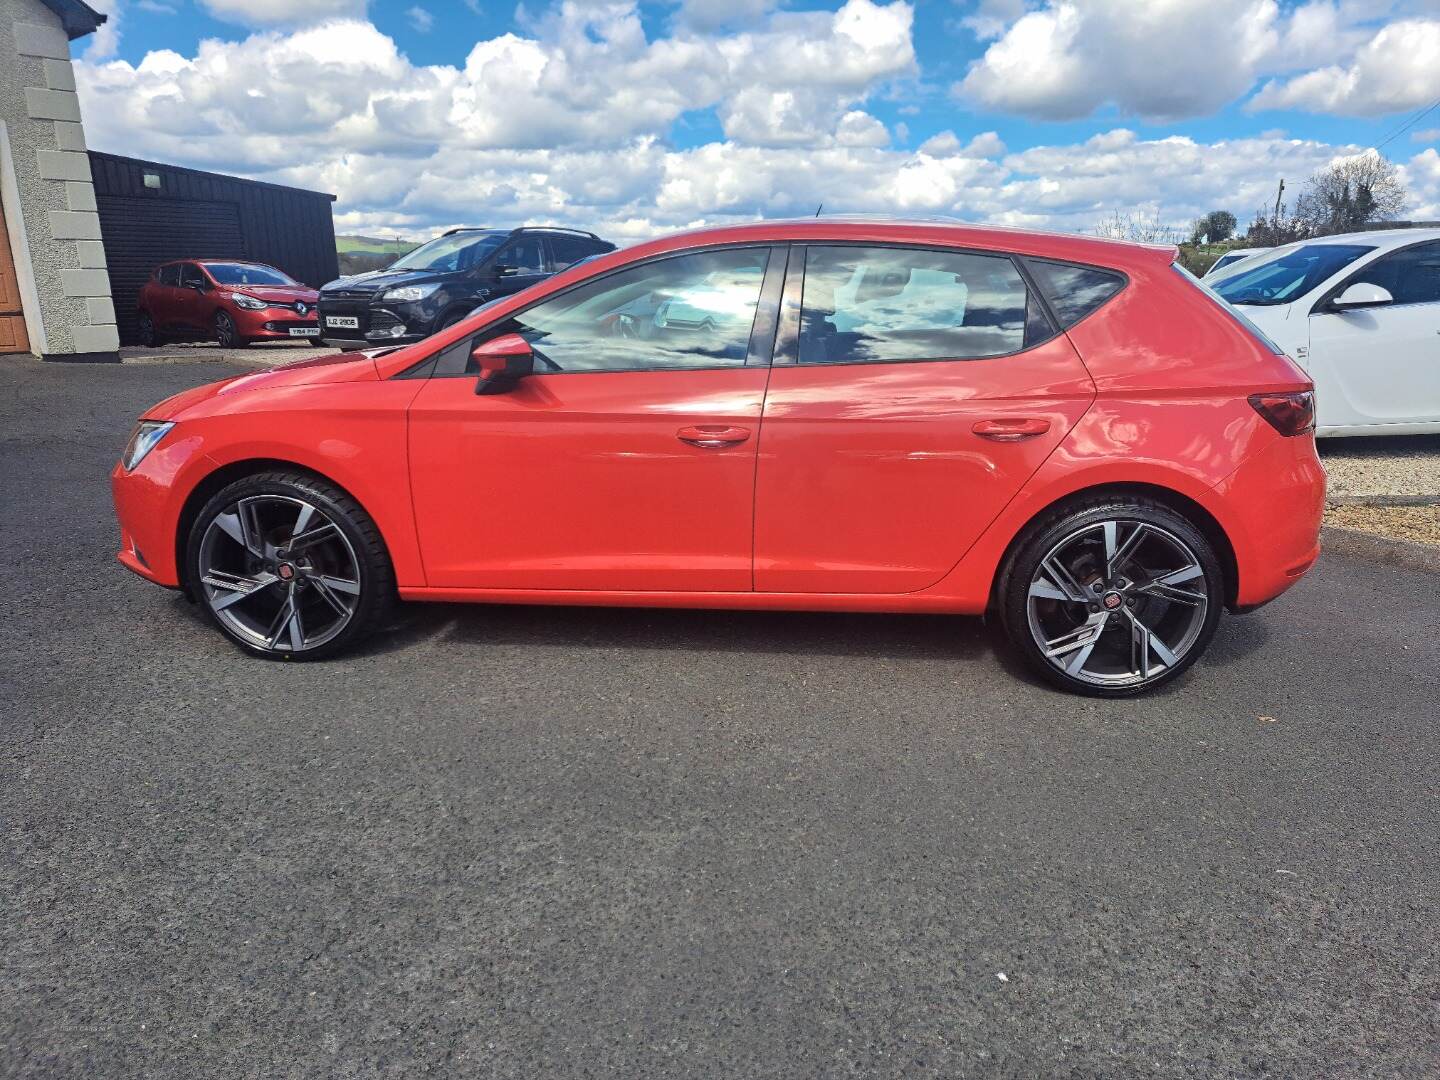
[74, 1, 1440, 240]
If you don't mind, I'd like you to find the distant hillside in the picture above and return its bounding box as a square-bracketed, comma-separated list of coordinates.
[336, 234, 418, 256]
[335, 234, 419, 277]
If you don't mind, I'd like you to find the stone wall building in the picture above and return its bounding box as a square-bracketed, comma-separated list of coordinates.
[0, 0, 117, 361]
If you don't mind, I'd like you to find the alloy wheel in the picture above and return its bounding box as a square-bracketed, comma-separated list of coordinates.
[198, 495, 361, 654]
[1025, 519, 1210, 689]
[215, 312, 237, 347]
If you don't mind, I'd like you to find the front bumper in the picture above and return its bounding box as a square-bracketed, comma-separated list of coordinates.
[112, 458, 181, 587]
[318, 296, 435, 348]
[231, 307, 321, 341]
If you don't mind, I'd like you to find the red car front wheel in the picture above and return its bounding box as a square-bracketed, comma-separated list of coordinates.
[214, 310, 246, 349]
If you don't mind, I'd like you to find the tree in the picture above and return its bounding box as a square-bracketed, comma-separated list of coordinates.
[1294, 152, 1408, 236]
[1244, 206, 1311, 248]
[1195, 209, 1237, 244]
[1093, 209, 1182, 245]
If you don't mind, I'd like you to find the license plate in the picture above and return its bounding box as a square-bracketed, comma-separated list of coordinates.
[325, 315, 359, 329]
[289, 327, 320, 337]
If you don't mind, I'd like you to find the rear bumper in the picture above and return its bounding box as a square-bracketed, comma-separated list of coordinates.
[1211, 433, 1326, 609]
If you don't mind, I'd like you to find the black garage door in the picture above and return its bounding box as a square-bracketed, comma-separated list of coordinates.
[96, 196, 245, 344]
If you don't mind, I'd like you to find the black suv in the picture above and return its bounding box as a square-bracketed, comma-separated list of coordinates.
[318, 226, 615, 349]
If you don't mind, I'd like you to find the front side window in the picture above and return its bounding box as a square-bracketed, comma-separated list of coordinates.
[477, 247, 770, 373]
[495, 236, 546, 274]
[798, 246, 1032, 365]
[1214, 244, 1374, 306]
[205, 262, 296, 287]
[179, 263, 205, 288]
[1342, 241, 1440, 307]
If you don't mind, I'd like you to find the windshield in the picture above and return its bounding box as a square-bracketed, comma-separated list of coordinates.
[205, 262, 296, 286]
[389, 231, 507, 274]
[1213, 244, 1373, 306]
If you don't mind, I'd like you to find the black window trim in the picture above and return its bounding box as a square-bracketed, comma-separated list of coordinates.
[394, 241, 788, 380]
[1309, 238, 1440, 316]
[772, 240, 1086, 370]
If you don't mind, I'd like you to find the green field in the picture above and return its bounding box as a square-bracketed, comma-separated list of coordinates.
[336, 234, 418, 256]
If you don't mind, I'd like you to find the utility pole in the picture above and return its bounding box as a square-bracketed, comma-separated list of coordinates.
[1273, 179, 1285, 221]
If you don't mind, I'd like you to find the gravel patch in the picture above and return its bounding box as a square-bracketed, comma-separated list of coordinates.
[1326, 504, 1440, 546]
[1320, 434, 1440, 501]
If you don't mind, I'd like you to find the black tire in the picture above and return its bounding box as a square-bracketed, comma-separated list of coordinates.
[432, 309, 468, 337]
[214, 310, 247, 348]
[186, 470, 395, 661]
[997, 495, 1224, 698]
[137, 311, 160, 348]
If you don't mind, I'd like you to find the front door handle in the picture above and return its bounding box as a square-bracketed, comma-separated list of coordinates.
[677, 425, 751, 448]
[973, 418, 1052, 442]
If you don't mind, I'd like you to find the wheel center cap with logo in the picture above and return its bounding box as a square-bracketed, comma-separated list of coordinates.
[277, 562, 297, 582]
[1103, 591, 1123, 610]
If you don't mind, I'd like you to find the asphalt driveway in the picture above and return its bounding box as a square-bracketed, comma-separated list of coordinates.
[2, 357, 1437, 1078]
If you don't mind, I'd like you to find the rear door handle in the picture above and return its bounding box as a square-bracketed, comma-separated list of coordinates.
[677, 425, 751, 448]
[972, 418, 1051, 442]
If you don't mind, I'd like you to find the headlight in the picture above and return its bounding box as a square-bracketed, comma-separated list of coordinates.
[382, 283, 440, 303]
[121, 420, 175, 471]
[230, 293, 268, 310]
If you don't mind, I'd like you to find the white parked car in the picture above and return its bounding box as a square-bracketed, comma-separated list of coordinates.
[1203, 246, 1272, 279]
[1210, 229, 1440, 437]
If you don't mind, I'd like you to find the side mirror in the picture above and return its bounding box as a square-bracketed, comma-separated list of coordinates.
[472, 333, 534, 395]
[1331, 282, 1393, 311]
[493, 263, 520, 278]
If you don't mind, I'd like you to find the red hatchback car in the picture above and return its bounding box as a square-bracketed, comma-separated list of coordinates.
[136, 260, 321, 348]
[112, 220, 1324, 696]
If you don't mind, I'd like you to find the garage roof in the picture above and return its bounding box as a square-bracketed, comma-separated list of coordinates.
[40, 0, 107, 40]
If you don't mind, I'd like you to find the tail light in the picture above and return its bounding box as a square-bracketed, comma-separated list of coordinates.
[1249, 391, 1315, 436]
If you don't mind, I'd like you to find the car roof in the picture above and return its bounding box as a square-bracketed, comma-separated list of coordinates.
[614, 217, 1178, 272]
[1285, 227, 1440, 250]
[194, 258, 283, 268]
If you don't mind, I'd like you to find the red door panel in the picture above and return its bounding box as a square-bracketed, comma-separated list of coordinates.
[754, 335, 1095, 593]
[407, 368, 769, 591]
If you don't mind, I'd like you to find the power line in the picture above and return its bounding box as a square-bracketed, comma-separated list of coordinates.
[1373, 97, 1440, 153]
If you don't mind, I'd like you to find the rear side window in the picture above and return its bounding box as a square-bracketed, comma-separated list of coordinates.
[157, 264, 180, 286]
[1025, 259, 1126, 328]
[798, 246, 1037, 365]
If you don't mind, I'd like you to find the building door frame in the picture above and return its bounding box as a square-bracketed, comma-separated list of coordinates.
[0, 119, 47, 355]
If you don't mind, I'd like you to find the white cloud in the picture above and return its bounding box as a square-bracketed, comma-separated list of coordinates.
[69, 4, 1440, 246]
[407, 6, 434, 33]
[956, 0, 1390, 122]
[675, 0, 778, 32]
[1249, 18, 1440, 116]
[200, 0, 368, 27]
[82, 0, 121, 60]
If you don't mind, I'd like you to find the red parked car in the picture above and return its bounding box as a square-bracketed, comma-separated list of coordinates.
[112, 219, 1324, 696]
[136, 260, 320, 348]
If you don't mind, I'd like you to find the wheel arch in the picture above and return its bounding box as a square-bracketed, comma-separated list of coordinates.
[174, 457, 367, 598]
[992, 481, 1239, 609]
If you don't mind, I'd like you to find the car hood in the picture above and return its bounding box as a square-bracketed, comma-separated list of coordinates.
[223, 283, 319, 303]
[320, 268, 455, 296]
[143, 350, 380, 421]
